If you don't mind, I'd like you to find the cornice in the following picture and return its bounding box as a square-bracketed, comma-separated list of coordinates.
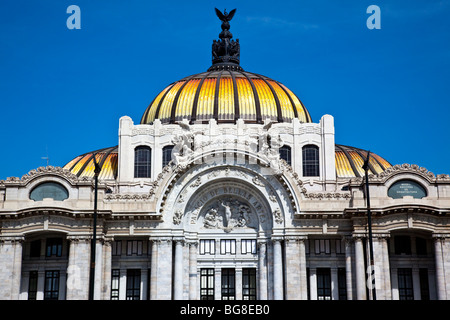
[344, 204, 450, 217]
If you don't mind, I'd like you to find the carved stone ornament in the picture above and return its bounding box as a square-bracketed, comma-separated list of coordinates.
[202, 197, 257, 232]
[273, 208, 283, 224]
[255, 123, 285, 175]
[1, 166, 86, 185]
[350, 163, 450, 185]
[173, 210, 183, 225]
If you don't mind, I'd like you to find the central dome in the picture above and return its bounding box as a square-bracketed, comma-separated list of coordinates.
[141, 9, 311, 125]
[140, 70, 312, 125]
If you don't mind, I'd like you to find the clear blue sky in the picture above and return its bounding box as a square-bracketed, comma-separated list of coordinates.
[1, 0, 449, 180]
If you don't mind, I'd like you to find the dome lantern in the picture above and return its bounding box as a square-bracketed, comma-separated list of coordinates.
[208, 8, 243, 72]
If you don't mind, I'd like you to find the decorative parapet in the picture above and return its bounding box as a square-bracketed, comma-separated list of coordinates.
[0, 166, 93, 186]
[350, 163, 450, 186]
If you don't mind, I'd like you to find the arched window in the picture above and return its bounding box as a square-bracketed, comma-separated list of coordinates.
[162, 145, 174, 167]
[302, 145, 319, 177]
[30, 182, 69, 201]
[279, 145, 291, 166]
[134, 146, 151, 178]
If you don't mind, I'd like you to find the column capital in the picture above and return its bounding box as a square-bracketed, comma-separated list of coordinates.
[0, 235, 24, 244]
[432, 233, 450, 241]
[67, 235, 91, 243]
[352, 233, 366, 240]
[149, 236, 172, 244]
[285, 235, 308, 243]
[373, 233, 390, 239]
[271, 236, 284, 243]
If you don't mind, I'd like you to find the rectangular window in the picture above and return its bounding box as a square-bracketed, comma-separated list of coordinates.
[398, 268, 414, 300]
[199, 240, 215, 255]
[127, 240, 143, 256]
[134, 146, 152, 178]
[44, 270, 60, 300]
[220, 239, 236, 255]
[126, 269, 141, 300]
[302, 145, 319, 177]
[112, 240, 122, 256]
[279, 146, 291, 166]
[162, 146, 174, 167]
[242, 268, 257, 300]
[46, 238, 62, 257]
[111, 269, 120, 300]
[221, 268, 235, 300]
[335, 239, 345, 254]
[200, 268, 215, 300]
[416, 237, 427, 255]
[241, 239, 257, 254]
[30, 240, 41, 258]
[338, 268, 347, 300]
[314, 239, 331, 254]
[317, 268, 331, 300]
[394, 236, 411, 255]
[28, 271, 38, 300]
[305, 240, 310, 255]
[419, 268, 430, 300]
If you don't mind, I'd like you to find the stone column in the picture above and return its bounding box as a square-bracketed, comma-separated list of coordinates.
[272, 237, 284, 300]
[309, 268, 317, 300]
[298, 237, 308, 300]
[391, 268, 399, 300]
[101, 239, 112, 300]
[150, 237, 173, 300]
[93, 240, 103, 300]
[235, 268, 242, 300]
[258, 240, 268, 300]
[354, 236, 366, 300]
[433, 236, 447, 300]
[150, 238, 158, 300]
[344, 237, 353, 300]
[375, 235, 391, 300]
[215, 268, 222, 300]
[173, 238, 184, 300]
[284, 237, 301, 300]
[331, 268, 339, 300]
[0, 236, 23, 300]
[412, 268, 421, 300]
[188, 240, 198, 300]
[158, 238, 173, 300]
[66, 236, 91, 300]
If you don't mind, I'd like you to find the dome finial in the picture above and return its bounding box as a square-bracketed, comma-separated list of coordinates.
[208, 8, 243, 71]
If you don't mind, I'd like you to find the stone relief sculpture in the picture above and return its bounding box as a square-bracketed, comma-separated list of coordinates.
[255, 121, 285, 175]
[171, 120, 203, 168]
[202, 198, 257, 232]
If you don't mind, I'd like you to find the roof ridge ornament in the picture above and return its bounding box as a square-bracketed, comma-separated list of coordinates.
[208, 8, 243, 71]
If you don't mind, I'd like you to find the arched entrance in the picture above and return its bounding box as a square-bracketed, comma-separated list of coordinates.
[153, 163, 294, 300]
[182, 178, 273, 300]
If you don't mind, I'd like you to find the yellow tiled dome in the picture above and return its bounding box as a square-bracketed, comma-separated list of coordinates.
[335, 144, 392, 178]
[140, 70, 312, 125]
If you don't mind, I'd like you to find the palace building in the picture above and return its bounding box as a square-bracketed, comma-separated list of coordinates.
[1, 9, 450, 300]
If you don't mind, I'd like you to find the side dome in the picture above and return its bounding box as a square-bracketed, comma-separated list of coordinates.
[63, 146, 118, 180]
[140, 70, 312, 125]
[335, 144, 392, 178]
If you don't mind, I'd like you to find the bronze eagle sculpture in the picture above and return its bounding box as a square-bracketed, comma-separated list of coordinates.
[215, 8, 236, 22]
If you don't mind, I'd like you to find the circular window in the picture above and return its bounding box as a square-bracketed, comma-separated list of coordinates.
[388, 180, 426, 199]
[30, 182, 69, 201]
